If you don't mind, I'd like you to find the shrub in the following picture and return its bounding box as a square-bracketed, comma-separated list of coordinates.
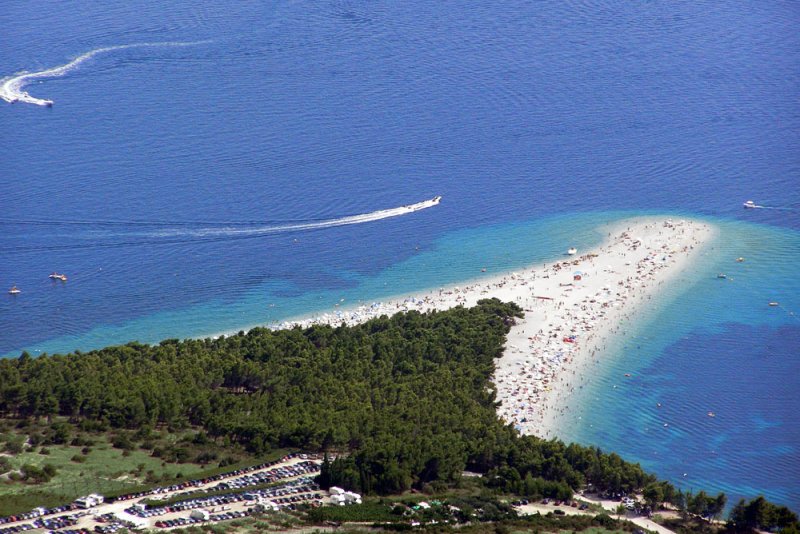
[4, 440, 23, 454]
[173, 447, 190, 463]
[195, 451, 218, 464]
[112, 434, 134, 450]
[218, 456, 236, 468]
[20, 463, 57, 483]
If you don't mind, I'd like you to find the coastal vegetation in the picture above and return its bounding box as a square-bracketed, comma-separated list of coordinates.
[0, 418, 276, 515]
[158, 493, 649, 534]
[0, 299, 797, 531]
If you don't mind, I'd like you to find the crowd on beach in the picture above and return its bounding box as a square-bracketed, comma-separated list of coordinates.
[493, 219, 714, 437]
[272, 218, 715, 439]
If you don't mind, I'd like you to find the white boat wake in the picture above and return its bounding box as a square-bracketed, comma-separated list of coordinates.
[0, 197, 442, 253]
[0, 41, 208, 107]
[144, 196, 443, 238]
[743, 200, 798, 211]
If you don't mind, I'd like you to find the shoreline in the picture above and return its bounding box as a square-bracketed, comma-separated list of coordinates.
[498, 217, 717, 438]
[238, 216, 717, 439]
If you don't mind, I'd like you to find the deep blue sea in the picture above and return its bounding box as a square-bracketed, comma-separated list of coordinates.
[2, 0, 798, 510]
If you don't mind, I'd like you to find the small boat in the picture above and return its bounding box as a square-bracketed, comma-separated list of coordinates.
[769, 302, 779, 307]
[49, 272, 68, 282]
[717, 274, 727, 279]
[736, 257, 745, 262]
[8, 286, 20, 295]
[707, 412, 716, 417]
[743, 200, 757, 209]
[567, 248, 577, 255]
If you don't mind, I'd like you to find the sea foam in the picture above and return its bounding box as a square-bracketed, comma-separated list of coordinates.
[0, 41, 207, 107]
[142, 197, 442, 238]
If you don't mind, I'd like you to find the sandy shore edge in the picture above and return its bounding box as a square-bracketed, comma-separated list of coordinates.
[218, 216, 718, 439]
[496, 217, 718, 438]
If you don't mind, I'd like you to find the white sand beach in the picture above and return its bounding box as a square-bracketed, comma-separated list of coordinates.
[268, 217, 717, 438]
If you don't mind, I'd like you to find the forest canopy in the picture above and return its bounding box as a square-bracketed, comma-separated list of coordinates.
[0, 299, 796, 528]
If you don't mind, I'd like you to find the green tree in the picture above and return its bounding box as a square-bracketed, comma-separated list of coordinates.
[643, 482, 664, 511]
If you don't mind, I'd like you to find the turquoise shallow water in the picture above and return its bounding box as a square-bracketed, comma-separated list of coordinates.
[7, 211, 800, 508]
[5, 211, 616, 356]
[2, 0, 799, 512]
[560, 219, 800, 508]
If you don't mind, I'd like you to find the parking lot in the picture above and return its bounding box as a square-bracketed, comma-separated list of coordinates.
[0, 454, 327, 533]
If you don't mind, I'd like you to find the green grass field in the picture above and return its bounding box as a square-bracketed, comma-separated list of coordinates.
[0, 436, 294, 518]
[0, 443, 208, 516]
[0, 417, 272, 516]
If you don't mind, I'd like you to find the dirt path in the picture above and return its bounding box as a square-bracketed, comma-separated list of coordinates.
[517, 498, 676, 534]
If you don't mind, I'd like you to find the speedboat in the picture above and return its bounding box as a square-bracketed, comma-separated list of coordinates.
[432, 195, 442, 204]
[743, 200, 756, 209]
[769, 302, 779, 307]
[49, 272, 68, 281]
[8, 286, 20, 295]
[567, 248, 577, 255]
